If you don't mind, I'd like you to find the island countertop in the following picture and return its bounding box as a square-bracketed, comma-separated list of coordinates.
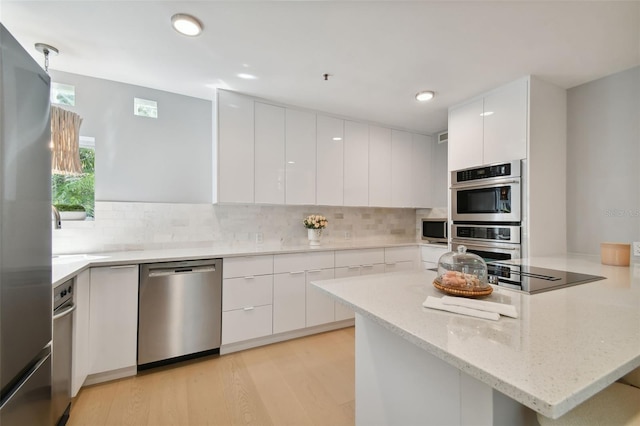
[311, 254, 640, 419]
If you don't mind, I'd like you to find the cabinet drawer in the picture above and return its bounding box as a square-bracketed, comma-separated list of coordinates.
[384, 246, 418, 263]
[421, 246, 448, 264]
[384, 261, 414, 273]
[221, 305, 272, 345]
[223, 255, 273, 278]
[335, 248, 384, 268]
[274, 251, 334, 273]
[222, 275, 273, 312]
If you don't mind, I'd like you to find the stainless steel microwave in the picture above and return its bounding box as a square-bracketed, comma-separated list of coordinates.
[421, 218, 448, 243]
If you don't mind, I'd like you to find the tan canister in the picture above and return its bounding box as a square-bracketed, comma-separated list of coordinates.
[600, 243, 630, 266]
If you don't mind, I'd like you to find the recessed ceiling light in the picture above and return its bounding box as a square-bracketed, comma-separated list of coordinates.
[237, 73, 258, 80]
[415, 91, 435, 102]
[171, 14, 203, 36]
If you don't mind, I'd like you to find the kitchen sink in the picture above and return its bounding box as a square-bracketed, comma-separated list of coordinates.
[52, 254, 108, 264]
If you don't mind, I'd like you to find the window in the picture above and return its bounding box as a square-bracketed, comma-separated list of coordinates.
[134, 97, 158, 118]
[52, 136, 95, 219]
[51, 82, 76, 106]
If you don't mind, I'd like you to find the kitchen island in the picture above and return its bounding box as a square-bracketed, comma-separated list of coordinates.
[312, 255, 640, 424]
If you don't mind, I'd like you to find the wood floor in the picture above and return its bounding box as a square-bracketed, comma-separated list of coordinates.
[68, 327, 355, 426]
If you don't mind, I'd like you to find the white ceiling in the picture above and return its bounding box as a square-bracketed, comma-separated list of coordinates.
[2, 1, 639, 135]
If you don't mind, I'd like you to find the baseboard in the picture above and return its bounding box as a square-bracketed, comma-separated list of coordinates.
[84, 366, 137, 386]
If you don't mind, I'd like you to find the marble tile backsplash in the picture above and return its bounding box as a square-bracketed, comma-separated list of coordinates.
[52, 202, 421, 254]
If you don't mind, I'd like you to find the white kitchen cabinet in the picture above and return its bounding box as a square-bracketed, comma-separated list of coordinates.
[448, 98, 484, 171]
[344, 120, 369, 206]
[223, 255, 273, 279]
[334, 248, 385, 321]
[431, 137, 448, 207]
[273, 272, 306, 334]
[217, 90, 254, 203]
[368, 125, 392, 207]
[71, 269, 90, 397]
[306, 268, 335, 327]
[222, 305, 272, 345]
[316, 114, 344, 206]
[286, 108, 316, 205]
[483, 79, 528, 165]
[255, 102, 285, 204]
[88, 265, 139, 375]
[391, 130, 413, 207]
[222, 275, 273, 312]
[411, 133, 433, 208]
[421, 245, 448, 269]
[273, 251, 334, 274]
[384, 246, 419, 272]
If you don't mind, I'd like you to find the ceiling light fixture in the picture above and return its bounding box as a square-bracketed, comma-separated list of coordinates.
[171, 13, 203, 36]
[415, 91, 435, 102]
[34, 42, 58, 73]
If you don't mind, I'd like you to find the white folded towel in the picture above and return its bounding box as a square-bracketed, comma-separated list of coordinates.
[422, 296, 500, 321]
[441, 295, 519, 319]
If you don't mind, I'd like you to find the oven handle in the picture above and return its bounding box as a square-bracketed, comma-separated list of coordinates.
[451, 179, 520, 190]
[452, 239, 520, 251]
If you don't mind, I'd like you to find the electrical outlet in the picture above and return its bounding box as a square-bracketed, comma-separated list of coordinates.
[344, 231, 351, 240]
[255, 232, 264, 244]
[633, 242, 640, 257]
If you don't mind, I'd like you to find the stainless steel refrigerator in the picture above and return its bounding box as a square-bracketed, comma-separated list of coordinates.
[0, 23, 53, 425]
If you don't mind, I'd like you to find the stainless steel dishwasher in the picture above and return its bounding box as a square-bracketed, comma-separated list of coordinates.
[138, 259, 222, 368]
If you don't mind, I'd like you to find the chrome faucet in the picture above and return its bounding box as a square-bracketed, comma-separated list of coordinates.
[51, 205, 62, 229]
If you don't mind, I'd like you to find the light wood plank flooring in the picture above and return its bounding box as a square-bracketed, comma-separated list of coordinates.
[68, 327, 355, 426]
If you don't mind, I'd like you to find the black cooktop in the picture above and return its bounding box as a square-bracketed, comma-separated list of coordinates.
[487, 263, 605, 294]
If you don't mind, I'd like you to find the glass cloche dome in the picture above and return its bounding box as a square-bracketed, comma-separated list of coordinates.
[435, 245, 490, 291]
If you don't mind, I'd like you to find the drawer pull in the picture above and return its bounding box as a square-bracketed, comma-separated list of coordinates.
[289, 271, 305, 275]
[386, 262, 396, 266]
[244, 276, 255, 280]
[243, 306, 255, 311]
[348, 266, 361, 270]
[307, 269, 322, 273]
[362, 264, 373, 268]
[110, 265, 137, 270]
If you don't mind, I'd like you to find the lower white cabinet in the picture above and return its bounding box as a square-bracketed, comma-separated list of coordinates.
[421, 245, 448, 269]
[273, 272, 306, 334]
[222, 306, 273, 345]
[384, 246, 419, 272]
[71, 269, 90, 397]
[88, 265, 139, 375]
[306, 268, 335, 327]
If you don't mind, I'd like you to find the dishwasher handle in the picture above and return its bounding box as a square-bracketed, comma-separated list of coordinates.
[148, 265, 217, 277]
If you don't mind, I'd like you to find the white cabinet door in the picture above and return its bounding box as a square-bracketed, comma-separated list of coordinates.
[344, 120, 369, 206]
[421, 245, 448, 264]
[316, 114, 344, 206]
[411, 133, 433, 208]
[222, 305, 272, 345]
[273, 272, 306, 334]
[448, 98, 483, 171]
[384, 261, 414, 273]
[431, 138, 448, 207]
[217, 90, 254, 203]
[71, 269, 90, 397]
[286, 108, 316, 205]
[391, 130, 413, 207]
[368, 125, 392, 207]
[306, 269, 335, 327]
[89, 265, 139, 375]
[255, 102, 285, 204]
[483, 79, 528, 165]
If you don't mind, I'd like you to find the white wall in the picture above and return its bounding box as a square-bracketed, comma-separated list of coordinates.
[50, 70, 213, 203]
[566, 66, 640, 254]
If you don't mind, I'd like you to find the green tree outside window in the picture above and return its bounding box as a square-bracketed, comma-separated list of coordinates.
[52, 147, 95, 218]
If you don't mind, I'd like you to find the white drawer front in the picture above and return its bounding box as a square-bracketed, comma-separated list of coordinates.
[274, 251, 334, 273]
[335, 248, 384, 268]
[223, 255, 273, 278]
[384, 246, 418, 263]
[421, 246, 448, 264]
[384, 260, 414, 273]
[221, 305, 272, 345]
[222, 275, 273, 312]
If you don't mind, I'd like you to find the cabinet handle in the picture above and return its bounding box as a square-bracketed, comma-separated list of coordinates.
[289, 271, 305, 275]
[362, 264, 373, 268]
[307, 269, 321, 273]
[244, 276, 255, 280]
[386, 262, 396, 266]
[243, 306, 255, 311]
[348, 266, 361, 270]
[110, 265, 137, 270]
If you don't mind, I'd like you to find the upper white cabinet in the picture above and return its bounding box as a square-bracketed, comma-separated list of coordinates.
[391, 130, 413, 207]
[217, 90, 254, 203]
[431, 138, 448, 207]
[411, 133, 433, 208]
[344, 120, 369, 206]
[448, 98, 483, 171]
[448, 78, 528, 171]
[483, 79, 528, 165]
[368, 125, 392, 207]
[286, 108, 316, 205]
[255, 102, 285, 204]
[316, 115, 344, 206]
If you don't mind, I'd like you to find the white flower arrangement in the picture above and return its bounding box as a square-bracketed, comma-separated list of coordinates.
[303, 214, 328, 229]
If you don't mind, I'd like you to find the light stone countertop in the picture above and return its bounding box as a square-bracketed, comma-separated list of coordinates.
[311, 254, 640, 419]
[51, 240, 439, 287]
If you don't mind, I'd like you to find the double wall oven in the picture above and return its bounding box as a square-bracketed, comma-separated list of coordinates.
[450, 160, 522, 263]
